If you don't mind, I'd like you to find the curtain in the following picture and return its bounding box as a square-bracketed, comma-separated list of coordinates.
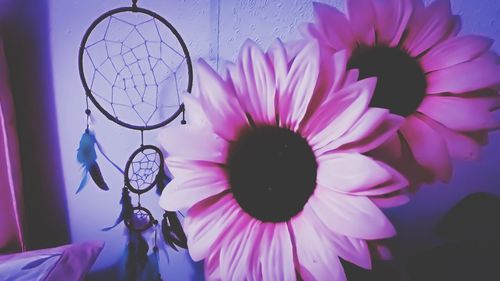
[0, 37, 25, 253]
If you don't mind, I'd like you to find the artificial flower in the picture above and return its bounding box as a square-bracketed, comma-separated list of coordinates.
[303, 0, 500, 185]
[158, 39, 407, 281]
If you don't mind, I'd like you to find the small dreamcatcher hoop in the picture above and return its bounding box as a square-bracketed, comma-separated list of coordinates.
[124, 145, 164, 194]
[124, 205, 155, 232]
[78, 1, 193, 130]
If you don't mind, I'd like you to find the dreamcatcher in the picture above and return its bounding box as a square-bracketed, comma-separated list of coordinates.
[77, 0, 192, 279]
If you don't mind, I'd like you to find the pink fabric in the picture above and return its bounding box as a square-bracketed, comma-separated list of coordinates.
[0, 241, 104, 281]
[0, 37, 25, 253]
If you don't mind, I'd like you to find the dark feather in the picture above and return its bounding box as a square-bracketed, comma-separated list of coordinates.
[162, 211, 188, 250]
[134, 231, 149, 268]
[138, 247, 162, 281]
[166, 211, 187, 248]
[155, 169, 171, 196]
[102, 188, 133, 231]
[124, 231, 150, 280]
[161, 219, 178, 252]
[89, 162, 109, 191]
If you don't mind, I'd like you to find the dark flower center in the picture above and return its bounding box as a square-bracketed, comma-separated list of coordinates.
[347, 45, 427, 117]
[227, 126, 317, 222]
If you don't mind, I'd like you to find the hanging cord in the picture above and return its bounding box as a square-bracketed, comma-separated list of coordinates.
[153, 220, 163, 281]
[95, 142, 125, 174]
[181, 105, 186, 125]
[85, 97, 91, 131]
[216, 0, 220, 72]
[132, 0, 138, 9]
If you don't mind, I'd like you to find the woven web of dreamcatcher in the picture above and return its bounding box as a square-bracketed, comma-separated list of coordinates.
[128, 148, 161, 192]
[82, 12, 189, 127]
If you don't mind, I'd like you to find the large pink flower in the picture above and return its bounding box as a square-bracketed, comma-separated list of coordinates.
[158, 40, 408, 281]
[303, 0, 500, 186]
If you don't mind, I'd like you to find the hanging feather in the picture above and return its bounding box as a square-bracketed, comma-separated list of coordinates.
[155, 168, 171, 196]
[122, 230, 149, 280]
[102, 187, 133, 231]
[76, 129, 109, 193]
[138, 246, 162, 281]
[162, 211, 187, 251]
[139, 223, 162, 281]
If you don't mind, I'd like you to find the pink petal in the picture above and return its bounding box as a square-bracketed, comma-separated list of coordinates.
[299, 22, 328, 47]
[219, 215, 262, 280]
[371, 191, 411, 208]
[327, 232, 371, 270]
[309, 186, 396, 240]
[347, 0, 376, 46]
[369, 241, 394, 260]
[157, 124, 227, 163]
[278, 41, 320, 130]
[426, 52, 500, 94]
[283, 39, 308, 62]
[418, 95, 500, 132]
[159, 160, 228, 211]
[416, 113, 482, 160]
[196, 59, 249, 141]
[164, 156, 216, 180]
[229, 40, 276, 125]
[404, 0, 456, 57]
[342, 69, 360, 88]
[353, 160, 409, 197]
[301, 50, 350, 126]
[372, 0, 413, 46]
[312, 2, 355, 50]
[327, 50, 349, 95]
[303, 78, 375, 151]
[421, 35, 493, 72]
[323, 108, 403, 154]
[293, 204, 372, 271]
[400, 114, 452, 182]
[370, 133, 403, 162]
[185, 193, 243, 261]
[317, 153, 393, 194]
[258, 223, 296, 281]
[205, 251, 222, 281]
[291, 206, 348, 281]
[267, 39, 289, 95]
[182, 94, 211, 126]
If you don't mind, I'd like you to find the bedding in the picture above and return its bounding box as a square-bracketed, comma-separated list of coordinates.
[0, 241, 104, 281]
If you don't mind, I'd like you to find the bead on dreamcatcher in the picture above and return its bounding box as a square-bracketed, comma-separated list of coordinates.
[77, 0, 192, 279]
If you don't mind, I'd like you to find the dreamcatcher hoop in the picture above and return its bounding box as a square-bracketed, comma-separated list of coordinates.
[78, 4, 193, 130]
[124, 205, 155, 232]
[124, 144, 164, 194]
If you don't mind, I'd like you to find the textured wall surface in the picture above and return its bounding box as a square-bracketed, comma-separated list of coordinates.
[46, 0, 500, 280]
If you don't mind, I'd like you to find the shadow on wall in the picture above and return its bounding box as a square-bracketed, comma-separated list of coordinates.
[0, 0, 70, 249]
